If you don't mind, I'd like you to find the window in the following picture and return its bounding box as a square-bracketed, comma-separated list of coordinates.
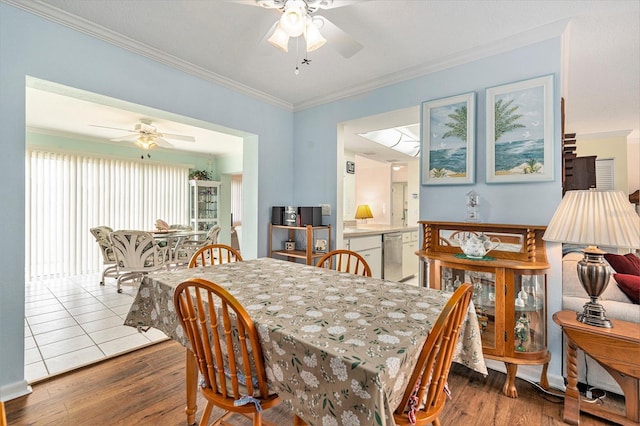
[25, 150, 189, 278]
[596, 158, 615, 190]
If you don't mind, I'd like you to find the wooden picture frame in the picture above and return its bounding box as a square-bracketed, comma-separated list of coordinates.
[486, 75, 554, 183]
[421, 92, 476, 185]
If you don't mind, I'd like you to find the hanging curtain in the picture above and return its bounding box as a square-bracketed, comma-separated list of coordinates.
[25, 150, 189, 279]
[231, 174, 243, 226]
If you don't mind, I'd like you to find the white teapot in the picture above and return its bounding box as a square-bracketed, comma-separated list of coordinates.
[458, 233, 500, 258]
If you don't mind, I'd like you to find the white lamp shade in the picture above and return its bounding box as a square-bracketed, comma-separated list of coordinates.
[305, 19, 326, 52]
[268, 24, 290, 52]
[543, 190, 640, 248]
[279, 2, 306, 37]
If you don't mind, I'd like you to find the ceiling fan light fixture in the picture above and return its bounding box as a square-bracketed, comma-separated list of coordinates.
[135, 135, 158, 150]
[305, 19, 326, 52]
[279, 0, 307, 37]
[268, 23, 290, 52]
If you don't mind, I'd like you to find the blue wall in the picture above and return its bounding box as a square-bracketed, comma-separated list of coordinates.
[1, 3, 565, 399]
[0, 3, 293, 399]
[293, 38, 564, 385]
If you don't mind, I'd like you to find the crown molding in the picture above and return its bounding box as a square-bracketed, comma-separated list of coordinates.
[3, 0, 294, 111]
[294, 19, 571, 111]
[6, 0, 569, 114]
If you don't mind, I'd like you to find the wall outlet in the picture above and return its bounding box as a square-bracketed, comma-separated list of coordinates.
[320, 204, 331, 216]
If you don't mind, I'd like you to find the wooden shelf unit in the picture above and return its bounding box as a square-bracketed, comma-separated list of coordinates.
[269, 224, 332, 265]
[418, 221, 550, 398]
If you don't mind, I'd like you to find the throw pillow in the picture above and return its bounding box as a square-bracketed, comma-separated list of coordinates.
[613, 274, 640, 304]
[604, 253, 640, 276]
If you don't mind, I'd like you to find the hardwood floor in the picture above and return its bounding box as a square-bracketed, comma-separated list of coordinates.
[5, 340, 617, 425]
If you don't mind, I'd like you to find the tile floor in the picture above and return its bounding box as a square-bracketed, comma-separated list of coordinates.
[24, 273, 167, 383]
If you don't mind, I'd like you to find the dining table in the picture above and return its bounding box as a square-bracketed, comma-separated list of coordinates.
[124, 257, 487, 426]
[149, 229, 207, 264]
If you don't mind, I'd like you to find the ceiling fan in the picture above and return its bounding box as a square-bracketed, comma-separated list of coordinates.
[238, 0, 363, 58]
[90, 119, 195, 150]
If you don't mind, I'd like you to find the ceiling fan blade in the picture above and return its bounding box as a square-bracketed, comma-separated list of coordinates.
[309, 0, 368, 10]
[110, 133, 139, 142]
[155, 137, 174, 148]
[90, 124, 136, 133]
[159, 133, 196, 142]
[314, 15, 362, 58]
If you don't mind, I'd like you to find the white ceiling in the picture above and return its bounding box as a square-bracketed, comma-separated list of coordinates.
[10, 0, 640, 161]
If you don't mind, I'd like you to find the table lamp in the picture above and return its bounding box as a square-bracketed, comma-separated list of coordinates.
[543, 190, 640, 327]
[355, 204, 373, 223]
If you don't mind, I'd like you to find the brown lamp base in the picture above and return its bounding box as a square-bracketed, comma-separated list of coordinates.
[577, 301, 612, 328]
[576, 248, 613, 328]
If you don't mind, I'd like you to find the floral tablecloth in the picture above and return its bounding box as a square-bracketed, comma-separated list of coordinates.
[125, 257, 487, 426]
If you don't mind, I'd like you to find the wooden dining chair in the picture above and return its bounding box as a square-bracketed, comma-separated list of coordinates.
[393, 284, 474, 426]
[174, 278, 280, 426]
[316, 249, 372, 277]
[0, 400, 7, 426]
[188, 243, 243, 268]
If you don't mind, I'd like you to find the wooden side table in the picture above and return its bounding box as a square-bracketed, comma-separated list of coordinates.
[553, 310, 640, 425]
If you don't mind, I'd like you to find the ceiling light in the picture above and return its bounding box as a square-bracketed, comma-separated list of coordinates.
[268, 23, 290, 52]
[280, 0, 306, 37]
[135, 135, 158, 150]
[267, 0, 327, 53]
[305, 18, 326, 52]
[359, 124, 420, 157]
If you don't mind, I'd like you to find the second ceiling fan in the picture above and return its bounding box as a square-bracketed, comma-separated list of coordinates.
[90, 119, 195, 150]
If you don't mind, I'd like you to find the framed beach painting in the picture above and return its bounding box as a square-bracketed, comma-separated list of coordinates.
[421, 92, 476, 185]
[486, 75, 554, 183]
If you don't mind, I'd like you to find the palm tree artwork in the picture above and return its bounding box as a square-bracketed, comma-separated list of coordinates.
[491, 85, 546, 177]
[494, 99, 525, 141]
[442, 105, 468, 141]
[423, 93, 475, 185]
[429, 102, 468, 179]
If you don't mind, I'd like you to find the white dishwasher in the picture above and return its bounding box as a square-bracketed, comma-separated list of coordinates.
[345, 235, 382, 279]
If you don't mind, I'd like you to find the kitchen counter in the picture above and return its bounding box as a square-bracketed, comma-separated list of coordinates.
[343, 224, 418, 238]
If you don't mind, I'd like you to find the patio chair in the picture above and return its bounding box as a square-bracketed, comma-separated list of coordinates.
[188, 243, 242, 268]
[109, 230, 170, 293]
[316, 249, 372, 277]
[90, 226, 118, 286]
[173, 278, 280, 425]
[392, 284, 473, 425]
[173, 225, 222, 267]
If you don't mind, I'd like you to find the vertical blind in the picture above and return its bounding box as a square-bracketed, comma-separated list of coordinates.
[231, 174, 243, 226]
[25, 150, 189, 279]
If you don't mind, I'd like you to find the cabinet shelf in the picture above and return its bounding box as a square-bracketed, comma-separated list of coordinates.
[189, 179, 221, 232]
[269, 224, 331, 265]
[418, 221, 550, 398]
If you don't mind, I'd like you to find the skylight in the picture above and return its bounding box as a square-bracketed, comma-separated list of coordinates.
[358, 124, 420, 157]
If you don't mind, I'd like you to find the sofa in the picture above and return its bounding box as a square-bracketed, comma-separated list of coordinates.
[561, 251, 640, 395]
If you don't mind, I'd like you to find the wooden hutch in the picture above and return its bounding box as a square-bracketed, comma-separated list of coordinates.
[417, 221, 551, 398]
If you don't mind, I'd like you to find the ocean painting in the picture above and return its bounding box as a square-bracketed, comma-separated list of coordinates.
[493, 85, 545, 175]
[486, 75, 554, 183]
[422, 92, 475, 185]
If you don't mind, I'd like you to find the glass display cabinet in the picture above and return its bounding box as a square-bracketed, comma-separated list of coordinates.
[189, 179, 221, 231]
[418, 221, 550, 398]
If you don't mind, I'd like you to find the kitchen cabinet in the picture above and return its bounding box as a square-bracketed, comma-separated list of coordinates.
[345, 235, 382, 279]
[401, 230, 419, 280]
[417, 221, 550, 398]
[189, 179, 221, 231]
[269, 224, 331, 265]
